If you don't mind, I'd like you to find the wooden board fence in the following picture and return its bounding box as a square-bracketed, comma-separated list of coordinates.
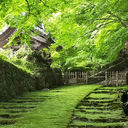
[63, 71, 88, 84]
[63, 71, 128, 85]
[105, 71, 127, 86]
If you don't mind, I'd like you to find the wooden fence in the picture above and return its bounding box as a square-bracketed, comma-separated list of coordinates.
[63, 71, 128, 85]
[105, 71, 127, 86]
[63, 71, 102, 84]
[63, 71, 88, 84]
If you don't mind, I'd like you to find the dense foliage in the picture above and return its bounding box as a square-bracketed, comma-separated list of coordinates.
[0, 0, 128, 70]
[0, 48, 63, 100]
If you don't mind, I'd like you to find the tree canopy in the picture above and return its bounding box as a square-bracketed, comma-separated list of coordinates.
[0, 0, 128, 70]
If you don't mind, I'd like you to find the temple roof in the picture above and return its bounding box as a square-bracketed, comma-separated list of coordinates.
[0, 27, 16, 48]
[0, 25, 55, 50]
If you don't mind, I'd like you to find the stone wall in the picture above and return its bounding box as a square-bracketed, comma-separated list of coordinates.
[0, 58, 63, 101]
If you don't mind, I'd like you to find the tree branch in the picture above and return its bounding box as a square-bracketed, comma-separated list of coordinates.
[40, 0, 49, 7]
[89, 59, 126, 78]
[25, 0, 31, 16]
[40, 0, 57, 11]
[84, 21, 114, 36]
[96, 18, 114, 21]
[108, 11, 127, 28]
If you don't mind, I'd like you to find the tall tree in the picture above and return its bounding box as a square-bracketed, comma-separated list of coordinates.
[0, 0, 128, 70]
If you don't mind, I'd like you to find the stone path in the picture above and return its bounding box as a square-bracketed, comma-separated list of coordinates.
[68, 86, 128, 128]
[0, 95, 50, 125]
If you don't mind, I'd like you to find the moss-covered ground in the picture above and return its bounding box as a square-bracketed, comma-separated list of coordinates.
[0, 84, 101, 128]
[69, 85, 128, 128]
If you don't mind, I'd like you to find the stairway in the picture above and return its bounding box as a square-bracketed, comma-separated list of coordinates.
[88, 72, 105, 84]
[68, 85, 128, 128]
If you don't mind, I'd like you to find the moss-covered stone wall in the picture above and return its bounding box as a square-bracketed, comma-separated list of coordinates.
[0, 58, 63, 101]
[35, 67, 63, 90]
[0, 59, 36, 100]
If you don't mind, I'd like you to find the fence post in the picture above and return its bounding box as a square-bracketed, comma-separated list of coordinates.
[75, 72, 77, 83]
[105, 71, 108, 85]
[111, 71, 113, 85]
[81, 72, 83, 83]
[86, 72, 88, 84]
[122, 72, 124, 85]
[65, 71, 68, 84]
[125, 71, 127, 85]
[116, 71, 118, 86]
[109, 72, 111, 85]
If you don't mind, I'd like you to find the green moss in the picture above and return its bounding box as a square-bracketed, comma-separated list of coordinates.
[89, 93, 117, 99]
[71, 120, 124, 127]
[74, 111, 122, 119]
[0, 58, 36, 100]
[0, 84, 101, 128]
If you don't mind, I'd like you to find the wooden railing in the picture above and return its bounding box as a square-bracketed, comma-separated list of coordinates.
[63, 71, 102, 84]
[63, 71, 127, 85]
[105, 71, 127, 86]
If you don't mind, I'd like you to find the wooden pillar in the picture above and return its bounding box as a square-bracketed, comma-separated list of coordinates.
[74, 72, 75, 79]
[86, 72, 88, 84]
[75, 72, 77, 83]
[80, 72, 81, 82]
[81, 72, 82, 83]
[123, 72, 125, 85]
[109, 72, 111, 85]
[105, 71, 108, 85]
[122, 72, 124, 85]
[65, 71, 68, 84]
[110, 71, 112, 85]
[68, 71, 69, 83]
[111, 71, 114, 85]
[64, 72, 66, 84]
[81, 72, 83, 82]
[71, 72, 73, 79]
[116, 71, 118, 86]
[68, 71, 70, 79]
[120, 72, 122, 85]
